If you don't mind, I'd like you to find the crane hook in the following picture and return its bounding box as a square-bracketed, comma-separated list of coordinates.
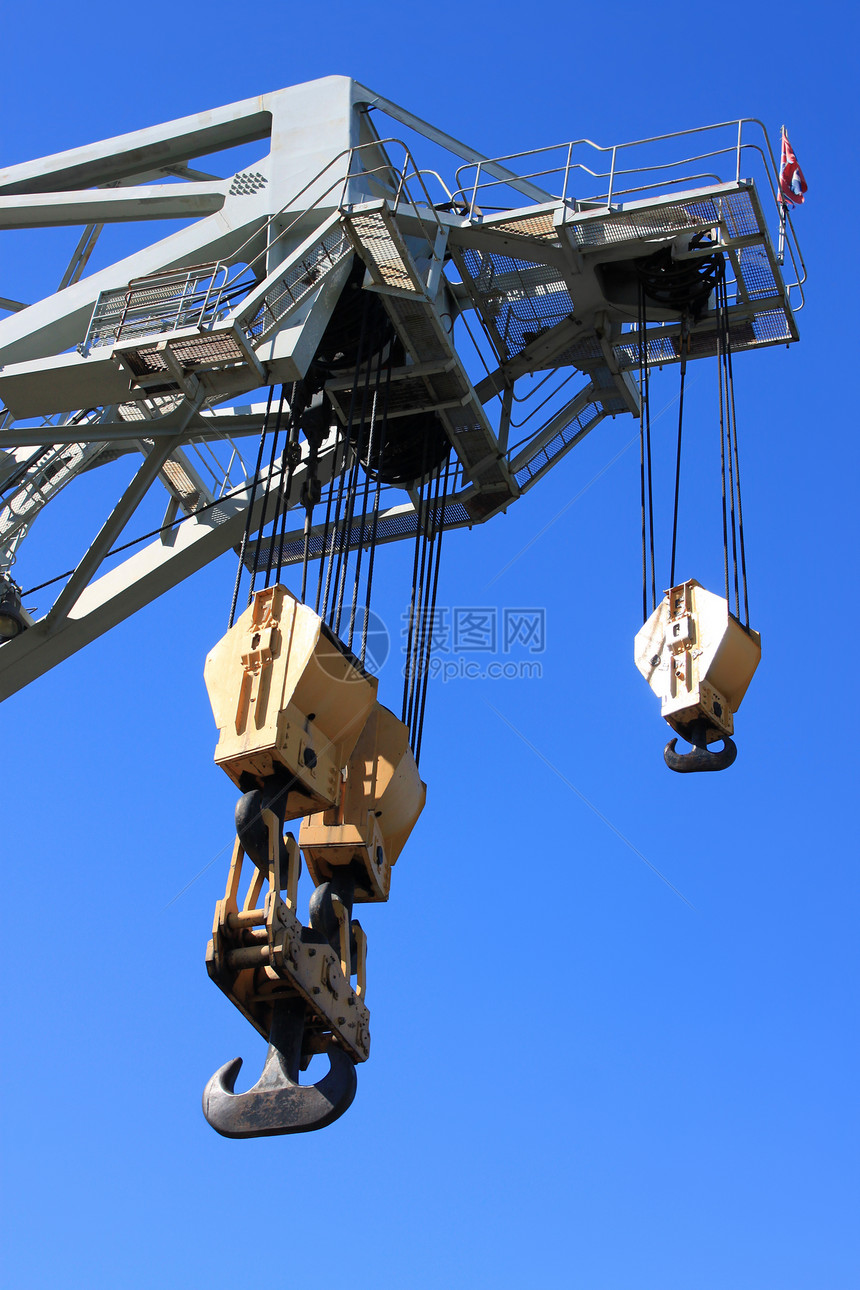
[664, 717, 737, 773]
[202, 996, 357, 1138]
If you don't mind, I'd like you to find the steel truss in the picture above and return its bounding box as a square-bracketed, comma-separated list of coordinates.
[0, 77, 804, 698]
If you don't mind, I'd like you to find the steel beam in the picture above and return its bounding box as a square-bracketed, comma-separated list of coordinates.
[0, 411, 267, 449]
[352, 84, 554, 207]
[0, 437, 339, 699]
[45, 431, 187, 626]
[0, 184, 227, 229]
[0, 98, 272, 195]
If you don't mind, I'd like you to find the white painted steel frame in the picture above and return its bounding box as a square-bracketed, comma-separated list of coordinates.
[0, 77, 800, 701]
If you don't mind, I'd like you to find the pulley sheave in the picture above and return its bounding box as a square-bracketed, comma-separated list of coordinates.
[598, 232, 724, 322]
[347, 408, 451, 487]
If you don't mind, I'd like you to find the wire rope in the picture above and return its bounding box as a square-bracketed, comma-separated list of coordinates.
[716, 283, 731, 605]
[361, 349, 393, 666]
[669, 337, 687, 590]
[414, 453, 451, 765]
[228, 385, 273, 627]
[724, 312, 750, 625]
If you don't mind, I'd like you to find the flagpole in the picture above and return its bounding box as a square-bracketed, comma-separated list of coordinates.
[778, 202, 786, 266]
[777, 125, 786, 266]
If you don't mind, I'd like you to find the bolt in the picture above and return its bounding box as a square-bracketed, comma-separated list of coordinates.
[337, 1016, 345, 1025]
[312, 986, 320, 995]
[308, 948, 316, 957]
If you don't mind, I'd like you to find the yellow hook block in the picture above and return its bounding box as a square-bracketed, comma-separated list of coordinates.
[634, 579, 761, 740]
[300, 702, 426, 902]
[204, 584, 378, 816]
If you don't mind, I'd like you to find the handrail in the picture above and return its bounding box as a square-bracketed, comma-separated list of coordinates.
[82, 137, 450, 355]
[82, 116, 807, 364]
[448, 117, 805, 306]
[211, 139, 447, 344]
[452, 116, 780, 196]
[214, 136, 445, 303]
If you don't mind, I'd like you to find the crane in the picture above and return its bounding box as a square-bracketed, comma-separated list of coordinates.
[0, 76, 806, 1135]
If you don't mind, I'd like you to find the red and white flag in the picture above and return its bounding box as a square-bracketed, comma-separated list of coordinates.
[779, 128, 807, 206]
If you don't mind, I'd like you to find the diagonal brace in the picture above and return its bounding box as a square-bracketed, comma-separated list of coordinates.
[43, 402, 202, 627]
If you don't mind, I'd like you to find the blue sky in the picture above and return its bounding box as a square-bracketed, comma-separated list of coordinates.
[1, 4, 858, 1288]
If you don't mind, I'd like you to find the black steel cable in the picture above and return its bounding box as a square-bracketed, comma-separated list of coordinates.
[322, 434, 350, 624]
[334, 317, 380, 638]
[725, 317, 750, 625]
[408, 462, 442, 744]
[637, 282, 656, 615]
[718, 278, 741, 620]
[229, 386, 273, 627]
[300, 495, 312, 604]
[347, 347, 384, 651]
[263, 387, 288, 588]
[315, 442, 343, 616]
[361, 350, 393, 665]
[275, 385, 301, 586]
[645, 349, 656, 614]
[669, 342, 687, 590]
[406, 455, 441, 745]
[333, 423, 363, 637]
[402, 436, 430, 729]
[638, 288, 648, 621]
[414, 453, 451, 765]
[326, 303, 371, 627]
[723, 335, 740, 618]
[248, 386, 284, 606]
[716, 284, 731, 605]
[406, 476, 432, 741]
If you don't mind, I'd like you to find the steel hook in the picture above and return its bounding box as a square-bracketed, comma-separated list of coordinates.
[202, 996, 357, 1138]
[663, 717, 737, 773]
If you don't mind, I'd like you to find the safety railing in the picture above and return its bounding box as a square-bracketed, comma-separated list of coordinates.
[82, 262, 244, 352]
[451, 118, 805, 307]
[217, 137, 447, 344]
[81, 138, 449, 358]
[189, 431, 248, 497]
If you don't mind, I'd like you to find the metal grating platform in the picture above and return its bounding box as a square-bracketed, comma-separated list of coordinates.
[377, 293, 517, 519]
[488, 209, 560, 241]
[343, 206, 426, 295]
[449, 179, 796, 386]
[247, 498, 474, 571]
[453, 246, 576, 361]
